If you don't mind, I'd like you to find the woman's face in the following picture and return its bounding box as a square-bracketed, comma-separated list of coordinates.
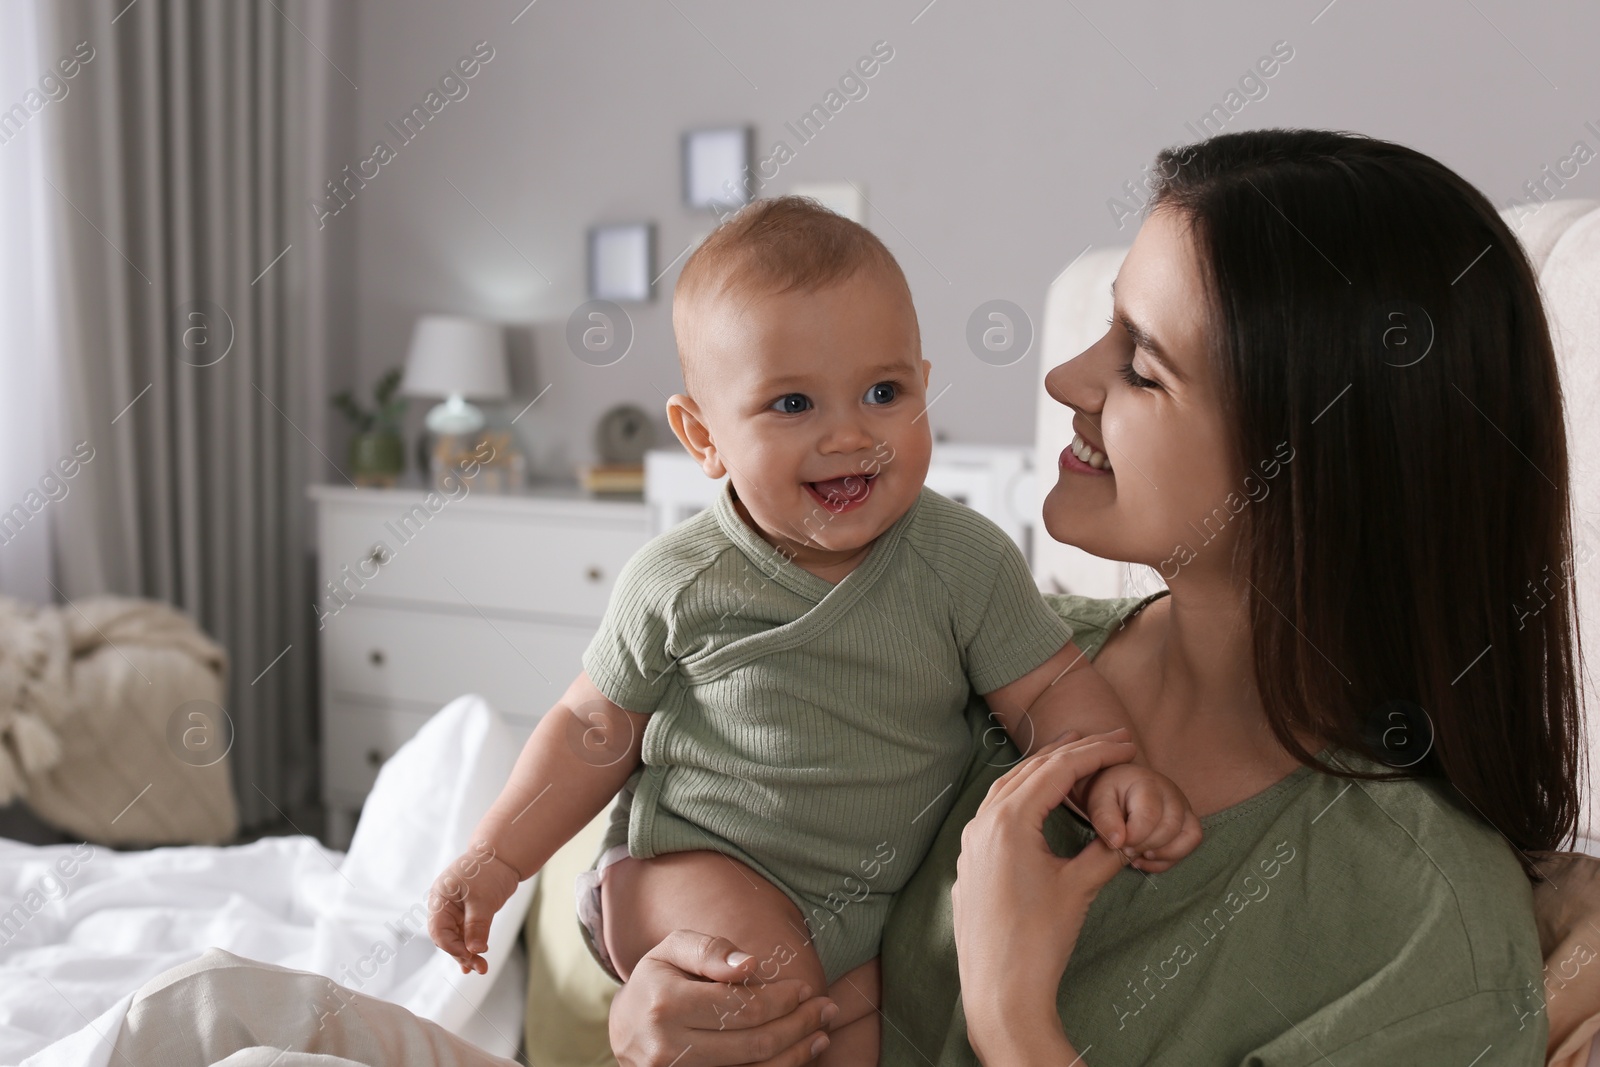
[1042, 206, 1243, 581]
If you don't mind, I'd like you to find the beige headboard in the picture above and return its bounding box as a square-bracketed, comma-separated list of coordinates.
[1031, 246, 1135, 600]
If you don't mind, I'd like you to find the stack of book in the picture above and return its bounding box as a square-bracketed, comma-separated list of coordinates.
[578, 463, 645, 494]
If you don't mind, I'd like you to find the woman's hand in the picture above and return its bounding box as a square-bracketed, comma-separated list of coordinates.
[610, 930, 839, 1067]
[952, 729, 1136, 1059]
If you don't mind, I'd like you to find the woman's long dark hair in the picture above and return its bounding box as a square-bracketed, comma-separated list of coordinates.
[1147, 128, 1584, 872]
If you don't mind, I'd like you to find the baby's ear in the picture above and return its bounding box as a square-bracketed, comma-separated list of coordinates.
[665, 394, 723, 477]
[921, 359, 932, 388]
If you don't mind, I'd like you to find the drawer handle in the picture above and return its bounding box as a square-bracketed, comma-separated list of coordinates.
[366, 747, 384, 768]
[585, 566, 603, 582]
[367, 543, 390, 567]
[369, 649, 385, 666]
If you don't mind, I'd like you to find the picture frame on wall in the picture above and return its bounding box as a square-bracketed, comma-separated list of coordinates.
[790, 181, 866, 224]
[588, 222, 655, 302]
[682, 126, 752, 212]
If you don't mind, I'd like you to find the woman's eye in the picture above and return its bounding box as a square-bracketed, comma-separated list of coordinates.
[1119, 361, 1161, 390]
[770, 393, 811, 414]
[1106, 316, 1160, 390]
[864, 382, 897, 405]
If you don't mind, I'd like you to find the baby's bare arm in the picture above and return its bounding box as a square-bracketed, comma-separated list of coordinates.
[473, 670, 650, 878]
[983, 645, 1201, 865]
[431, 671, 650, 973]
[981, 641, 1141, 761]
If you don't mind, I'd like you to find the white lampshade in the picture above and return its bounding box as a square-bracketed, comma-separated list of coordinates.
[400, 315, 509, 400]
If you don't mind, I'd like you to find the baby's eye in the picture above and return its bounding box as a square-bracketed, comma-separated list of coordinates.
[770, 393, 811, 414]
[863, 382, 897, 405]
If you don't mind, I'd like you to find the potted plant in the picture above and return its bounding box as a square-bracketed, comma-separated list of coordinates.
[333, 369, 408, 487]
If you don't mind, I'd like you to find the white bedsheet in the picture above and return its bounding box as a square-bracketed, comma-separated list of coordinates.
[0, 694, 536, 1066]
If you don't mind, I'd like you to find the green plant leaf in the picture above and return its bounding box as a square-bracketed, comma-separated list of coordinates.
[374, 367, 403, 406]
[332, 389, 375, 432]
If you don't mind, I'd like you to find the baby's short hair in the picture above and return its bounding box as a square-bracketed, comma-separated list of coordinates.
[672, 195, 917, 396]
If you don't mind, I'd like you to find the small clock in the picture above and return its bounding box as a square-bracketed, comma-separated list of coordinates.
[595, 403, 655, 465]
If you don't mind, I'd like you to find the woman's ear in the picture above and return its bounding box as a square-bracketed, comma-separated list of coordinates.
[665, 394, 727, 479]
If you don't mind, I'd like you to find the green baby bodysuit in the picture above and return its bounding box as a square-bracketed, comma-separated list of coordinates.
[580, 478, 1075, 983]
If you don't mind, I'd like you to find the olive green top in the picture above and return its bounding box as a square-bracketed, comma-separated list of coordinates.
[881, 591, 1546, 1066]
[582, 479, 1076, 983]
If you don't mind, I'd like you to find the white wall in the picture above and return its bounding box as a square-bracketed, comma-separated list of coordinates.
[327, 0, 1600, 480]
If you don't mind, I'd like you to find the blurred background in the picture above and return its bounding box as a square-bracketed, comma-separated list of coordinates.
[0, 0, 1593, 841]
[0, 0, 1587, 844]
[0, 0, 1591, 843]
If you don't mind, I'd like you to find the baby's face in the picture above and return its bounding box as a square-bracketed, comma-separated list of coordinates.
[681, 269, 933, 559]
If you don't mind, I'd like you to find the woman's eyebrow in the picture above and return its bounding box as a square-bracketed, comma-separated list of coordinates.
[1109, 279, 1187, 385]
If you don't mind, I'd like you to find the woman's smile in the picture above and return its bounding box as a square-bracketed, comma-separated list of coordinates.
[1060, 433, 1114, 475]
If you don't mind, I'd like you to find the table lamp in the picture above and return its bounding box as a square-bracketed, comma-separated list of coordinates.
[400, 314, 509, 436]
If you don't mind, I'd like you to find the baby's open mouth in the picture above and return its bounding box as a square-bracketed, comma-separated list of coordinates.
[805, 472, 877, 513]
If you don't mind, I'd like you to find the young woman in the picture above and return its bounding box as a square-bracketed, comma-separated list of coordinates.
[606, 128, 1584, 1066]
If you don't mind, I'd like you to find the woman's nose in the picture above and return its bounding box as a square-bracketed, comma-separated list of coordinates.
[1045, 348, 1102, 412]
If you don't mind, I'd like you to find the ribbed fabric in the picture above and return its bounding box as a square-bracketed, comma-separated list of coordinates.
[580, 479, 1075, 983]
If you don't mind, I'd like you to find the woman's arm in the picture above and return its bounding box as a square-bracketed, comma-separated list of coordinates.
[963, 1007, 1078, 1065]
[951, 730, 1133, 1065]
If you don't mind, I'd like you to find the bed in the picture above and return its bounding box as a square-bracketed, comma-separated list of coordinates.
[2, 695, 534, 1065]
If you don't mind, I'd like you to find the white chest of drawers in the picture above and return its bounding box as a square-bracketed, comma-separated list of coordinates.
[308, 483, 652, 846]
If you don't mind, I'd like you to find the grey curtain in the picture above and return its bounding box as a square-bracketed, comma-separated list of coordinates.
[39, 1, 351, 828]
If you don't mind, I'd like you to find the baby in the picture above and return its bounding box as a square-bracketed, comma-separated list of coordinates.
[429, 196, 1199, 1064]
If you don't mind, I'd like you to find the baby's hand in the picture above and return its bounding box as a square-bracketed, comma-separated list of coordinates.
[426, 840, 524, 975]
[1080, 764, 1202, 872]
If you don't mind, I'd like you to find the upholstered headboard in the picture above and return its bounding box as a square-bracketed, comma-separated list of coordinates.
[1030, 246, 1142, 600]
[1029, 199, 1600, 822]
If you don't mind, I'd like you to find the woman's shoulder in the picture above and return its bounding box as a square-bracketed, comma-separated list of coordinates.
[1300, 753, 1539, 988]
[1041, 589, 1168, 659]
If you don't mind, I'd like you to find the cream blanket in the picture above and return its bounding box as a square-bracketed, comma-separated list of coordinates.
[112, 949, 518, 1067]
[0, 594, 237, 844]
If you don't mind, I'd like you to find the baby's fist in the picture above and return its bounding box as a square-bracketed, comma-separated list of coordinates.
[426, 840, 523, 975]
[1082, 764, 1201, 872]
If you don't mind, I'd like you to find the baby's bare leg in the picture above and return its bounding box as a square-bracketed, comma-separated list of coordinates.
[600, 849, 827, 1007]
[819, 956, 880, 1065]
[601, 851, 883, 1064]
